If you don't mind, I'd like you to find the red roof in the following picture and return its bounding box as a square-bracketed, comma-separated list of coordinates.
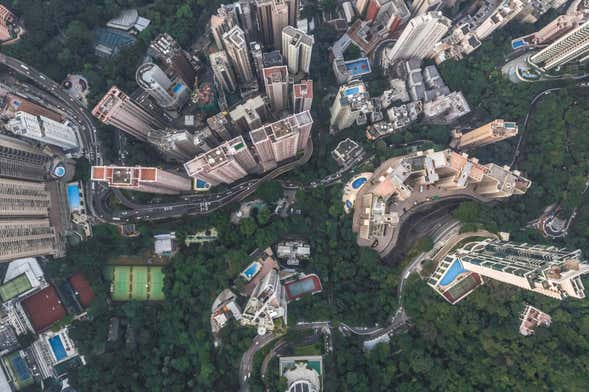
[21, 286, 66, 332]
[69, 272, 95, 308]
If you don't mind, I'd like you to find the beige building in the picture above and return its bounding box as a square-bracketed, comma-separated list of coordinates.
[0, 220, 57, 262]
[91, 166, 192, 194]
[263, 66, 289, 112]
[184, 136, 258, 186]
[229, 95, 271, 132]
[330, 81, 372, 131]
[223, 26, 255, 84]
[92, 86, 164, 142]
[530, 20, 589, 71]
[249, 111, 313, 170]
[292, 80, 313, 113]
[210, 5, 238, 50]
[0, 134, 51, 182]
[351, 149, 531, 252]
[0, 178, 50, 217]
[451, 119, 518, 150]
[210, 51, 238, 93]
[256, 0, 294, 50]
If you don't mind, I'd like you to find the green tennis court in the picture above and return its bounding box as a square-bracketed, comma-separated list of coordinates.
[107, 266, 165, 301]
[149, 268, 165, 300]
[132, 266, 148, 300]
[0, 274, 32, 301]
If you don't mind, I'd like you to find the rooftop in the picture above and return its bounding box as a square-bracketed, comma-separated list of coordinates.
[21, 286, 67, 332]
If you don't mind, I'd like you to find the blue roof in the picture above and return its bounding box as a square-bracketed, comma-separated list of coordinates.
[94, 28, 137, 57]
[439, 259, 468, 286]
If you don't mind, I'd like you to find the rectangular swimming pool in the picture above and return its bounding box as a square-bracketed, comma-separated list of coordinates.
[66, 183, 81, 211]
[49, 335, 68, 361]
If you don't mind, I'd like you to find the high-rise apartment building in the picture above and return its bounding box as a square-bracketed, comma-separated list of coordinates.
[210, 5, 239, 50]
[184, 136, 258, 186]
[385, 11, 451, 62]
[249, 111, 313, 170]
[210, 51, 238, 93]
[0, 220, 57, 262]
[240, 267, 287, 335]
[281, 26, 314, 74]
[0, 134, 51, 182]
[263, 66, 289, 112]
[149, 33, 198, 87]
[223, 26, 255, 84]
[0, 178, 51, 217]
[330, 81, 372, 131]
[250, 42, 265, 82]
[207, 112, 234, 141]
[292, 80, 313, 113]
[230, 95, 271, 132]
[529, 20, 589, 71]
[136, 62, 190, 111]
[0, 5, 19, 42]
[255, 0, 290, 50]
[458, 239, 589, 300]
[6, 111, 79, 151]
[451, 119, 518, 150]
[146, 129, 209, 162]
[91, 166, 192, 194]
[410, 0, 444, 15]
[92, 86, 165, 142]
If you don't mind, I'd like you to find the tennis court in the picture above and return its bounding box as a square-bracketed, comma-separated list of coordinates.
[0, 274, 32, 301]
[131, 266, 148, 300]
[4, 352, 33, 388]
[108, 266, 165, 301]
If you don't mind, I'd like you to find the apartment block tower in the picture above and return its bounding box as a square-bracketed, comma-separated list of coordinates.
[249, 111, 313, 171]
[149, 33, 197, 87]
[207, 112, 234, 141]
[0, 134, 51, 181]
[263, 66, 289, 112]
[184, 136, 258, 186]
[210, 51, 238, 93]
[529, 21, 589, 71]
[240, 267, 287, 335]
[457, 239, 589, 300]
[136, 62, 190, 111]
[6, 111, 79, 151]
[292, 80, 313, 113]
[330, 81, 371, 131]
[91, 166, 192, 194]
[92, 86, 165, 142]
[281, 26, 314, 74]
[210, 5, 239, 50]
[250, 42, 266, 82]
[146, 129, 209, 162]
[0, 220, 56, 262]
[255, 0, 290, 50]
[385, 11, 452, 62]
[223, 26, 255, 84]
[451, 119, 518, 150]
[410, 0, 444, 15]
[230, 95, 271, 132]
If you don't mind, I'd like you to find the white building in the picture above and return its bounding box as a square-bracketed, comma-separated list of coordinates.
[530, 20, 589, 71]
[240, 268, 287, 335]
[6, 111, 79, 150]
[135, 62, 190, 111]
[384, 11, 451, 64]
[281, 26, 314, 74]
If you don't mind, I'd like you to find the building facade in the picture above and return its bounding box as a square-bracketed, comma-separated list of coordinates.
[0, 134, 51, 181]
[452, 119, 518, 150]
[135, 62, 190, 111]
[92, 86, 165, 142]
[210, 51, 238, 93]
[223, 26, 255, 84]
[384, 11, 451, 63]
[6, 112, 79, 151]
[281, 26, 314, 74]
[263, 66, 289, 112]
[292, 80, 313, 113]
[529, 20, 589, 71]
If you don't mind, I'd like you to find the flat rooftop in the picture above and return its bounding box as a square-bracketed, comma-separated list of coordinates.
[21, 286, 66, 332]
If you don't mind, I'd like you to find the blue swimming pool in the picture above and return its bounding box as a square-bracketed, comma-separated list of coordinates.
[345, 200, 353, 209]
[344, 86, 360, 96]
[439, 259, 468, 286]
[512, 40, 525, 49]
[53, 165, 66, 177]
[172, 83, 185, 94]
[345, 59, 371, 76]
[242, 262, 260, 279]
[67, 183, 81, 211]
[195, 179, 209, 189]
[352, 177, 367, 189]
[49, 335, 67, 361]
